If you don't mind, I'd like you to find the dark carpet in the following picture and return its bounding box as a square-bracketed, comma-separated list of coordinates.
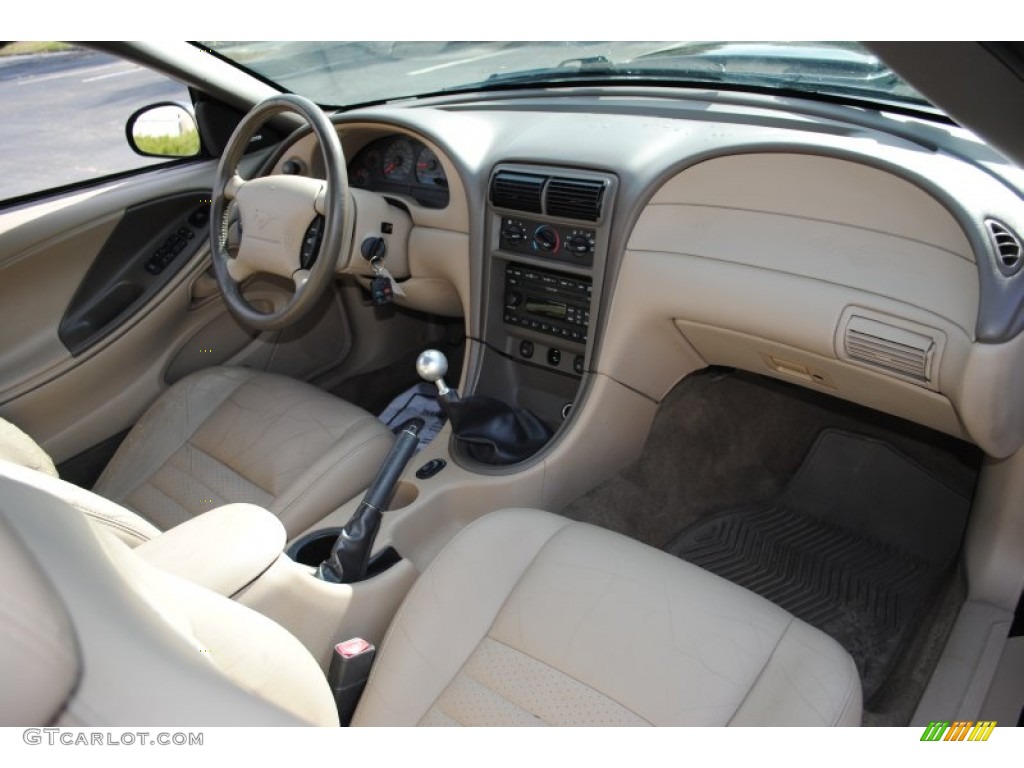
[666, 429, 971, 701]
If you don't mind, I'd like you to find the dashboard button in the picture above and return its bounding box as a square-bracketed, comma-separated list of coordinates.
[519, 340, 534, 359]
[547, 348, 561, 366]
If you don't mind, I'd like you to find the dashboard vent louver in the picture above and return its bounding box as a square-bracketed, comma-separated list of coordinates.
[490, 172, 545, 214]
[545, 178, 605, 221]
[844, 315, 935, 382]
[985, 219, 1023, 275]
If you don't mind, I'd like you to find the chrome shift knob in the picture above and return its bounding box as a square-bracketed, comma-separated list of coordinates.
[416, 349, 452, 396]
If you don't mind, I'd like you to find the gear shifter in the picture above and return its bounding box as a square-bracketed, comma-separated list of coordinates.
[416, 348, 458, 402]
[416, 349, 552, 465]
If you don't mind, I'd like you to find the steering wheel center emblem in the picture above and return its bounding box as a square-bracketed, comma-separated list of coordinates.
[253, 208, 276, 229]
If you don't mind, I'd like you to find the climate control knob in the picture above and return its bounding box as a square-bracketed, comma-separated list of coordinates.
[566, 233, 593, 256]
[532, 225, 560, 254]
[501, 221, 528, 245]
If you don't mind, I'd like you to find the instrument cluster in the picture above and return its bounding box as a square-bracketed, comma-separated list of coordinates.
[347, 135, 449, 209]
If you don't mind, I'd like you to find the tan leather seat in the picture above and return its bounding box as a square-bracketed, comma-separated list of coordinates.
[354, 508, 862, 726]
[3, 366, 394, 542]
[0, 461, 336, 726]
[0, 462, 862, 727]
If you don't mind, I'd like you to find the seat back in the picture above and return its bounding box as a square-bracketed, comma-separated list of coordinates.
[0, 416, 57, 477]
[0, 460, 336, 726]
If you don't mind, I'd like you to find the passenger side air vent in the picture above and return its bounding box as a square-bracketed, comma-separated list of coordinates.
[490, 172, 545, 214]
[545, 178, 606, 221]
[985, 219, 1023, 276]
[843, 315, 935, 382]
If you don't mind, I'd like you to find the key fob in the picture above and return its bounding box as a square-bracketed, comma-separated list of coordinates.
[371, 274, 394, 305]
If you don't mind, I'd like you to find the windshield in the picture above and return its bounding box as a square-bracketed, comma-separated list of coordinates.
[198, 41, 932, 112]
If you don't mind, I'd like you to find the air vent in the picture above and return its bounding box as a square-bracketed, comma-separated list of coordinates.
[844, 315, 935, 382]
[490, 172, 545, 214]
[985, 219, 1023, 276]
[546, 178, 605, 221]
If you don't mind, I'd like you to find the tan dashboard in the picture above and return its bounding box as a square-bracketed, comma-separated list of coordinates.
[600, 152, 1022, 458]
[269, 108, 1024, 460]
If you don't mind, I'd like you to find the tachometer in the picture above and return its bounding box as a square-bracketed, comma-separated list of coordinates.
[352, 166, 371, 186]
[382, 138, 414, 181]
[415, 146, 447, 187]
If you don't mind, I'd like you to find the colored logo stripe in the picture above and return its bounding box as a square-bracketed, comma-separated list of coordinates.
[921, 721, 950, 741]
[920, 720, 996, 741]
[969, 722, 997, 741]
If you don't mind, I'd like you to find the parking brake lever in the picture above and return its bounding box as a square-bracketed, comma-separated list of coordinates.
[317, 418, 423, 584]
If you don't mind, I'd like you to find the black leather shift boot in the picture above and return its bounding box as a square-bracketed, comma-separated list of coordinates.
[446, 396, 552, 465]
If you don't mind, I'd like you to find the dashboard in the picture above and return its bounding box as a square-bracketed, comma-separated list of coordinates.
[271, 88, 1024, 464]
[347, 135, 449, 209]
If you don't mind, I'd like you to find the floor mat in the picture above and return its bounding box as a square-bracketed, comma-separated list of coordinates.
[377, 382, 448, 451]
[665, 428, 971, 702]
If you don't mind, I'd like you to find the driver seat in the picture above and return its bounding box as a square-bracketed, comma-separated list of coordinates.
[0, 366, 394, 543]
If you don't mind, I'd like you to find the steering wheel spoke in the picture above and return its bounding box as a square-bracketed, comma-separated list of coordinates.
[292, 269, 312, 291]
[223, 173, 246, 201]
[314, 185, 328, 216]
[209, 94, 348, 331]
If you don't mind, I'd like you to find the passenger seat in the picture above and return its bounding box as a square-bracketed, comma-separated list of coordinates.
[353, 508, 861, 726]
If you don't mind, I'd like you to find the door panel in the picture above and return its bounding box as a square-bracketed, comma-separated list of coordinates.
[58, 191, 212, 355]
[0, 157, 356, 463]
[0, 210, 121, 392]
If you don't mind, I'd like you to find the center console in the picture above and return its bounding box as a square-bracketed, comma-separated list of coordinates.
[470, 164, 617, 455]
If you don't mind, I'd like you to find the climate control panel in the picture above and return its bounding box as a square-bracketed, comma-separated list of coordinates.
[499, 217, 596, 267]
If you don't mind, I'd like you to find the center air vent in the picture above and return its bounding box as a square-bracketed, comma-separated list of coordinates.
[546, 178, 605, 221]
[985, 219, 1023, 276]
[843, 315, 935, 382]
[490, 172, 545, 214]
[490, 169, 607, 221]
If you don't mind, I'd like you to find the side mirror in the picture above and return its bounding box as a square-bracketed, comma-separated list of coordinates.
[126, 102, 200, 158]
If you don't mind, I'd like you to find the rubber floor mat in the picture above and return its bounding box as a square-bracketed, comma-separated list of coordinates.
[665, 429, 972, 701]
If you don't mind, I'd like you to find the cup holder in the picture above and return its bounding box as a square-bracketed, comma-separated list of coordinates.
[287, 528, 403, 577]
[287, 527, 342, 567]
[389, 481, 418, 510]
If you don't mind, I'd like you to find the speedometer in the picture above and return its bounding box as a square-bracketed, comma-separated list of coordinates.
[382, 138, 414, 181]
[415, 146, 446, 187]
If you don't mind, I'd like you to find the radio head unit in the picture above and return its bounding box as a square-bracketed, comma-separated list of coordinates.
[504, 263, 591, 344]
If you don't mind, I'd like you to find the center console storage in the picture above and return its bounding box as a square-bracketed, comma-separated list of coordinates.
[135, 502, 286, 597]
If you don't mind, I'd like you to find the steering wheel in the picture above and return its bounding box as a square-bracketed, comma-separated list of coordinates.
[210, 94, 349, 330]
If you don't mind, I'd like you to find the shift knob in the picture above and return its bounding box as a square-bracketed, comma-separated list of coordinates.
[416, 349, 453, 396]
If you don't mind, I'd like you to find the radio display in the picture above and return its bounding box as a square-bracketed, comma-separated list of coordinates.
[524, 298, 568, 320]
